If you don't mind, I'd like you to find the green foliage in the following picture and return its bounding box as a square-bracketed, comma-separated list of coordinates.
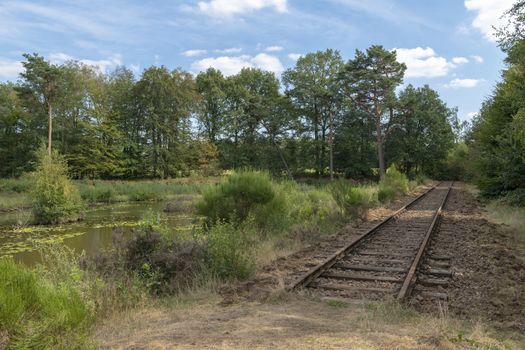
[386, 84, 456, 178]
[440, 142, 470, 180]
[502, 188, 525, 207]
[30, 147, 82, 224]
[77, 180, 206, 204]
[276, 181, 338, 228]
[197, 170, 275, 225]
[378, 166, 409, 202]
[0, 258, 92, 349]
[1, 47, 458, 181]
[330, 180, 378, 219]
[469, 27, 525, 200]
[204, 220, 256, 280]
[0, 176, 32, 193]
[340, 45, 406, 178]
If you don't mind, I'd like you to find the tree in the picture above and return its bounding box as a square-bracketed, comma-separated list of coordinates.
[133, 66, 198, 178]
[387, 85, 455, 176]
[0, 83, 35, 177]
[469, 1, 525, 202]
[283, 49, 344, 179]
[196, 68, 227, 143]
[18, 53, 62, 155]
[340, 45, 406, 179]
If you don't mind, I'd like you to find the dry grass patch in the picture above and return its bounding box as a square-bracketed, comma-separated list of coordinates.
[93, 296, 518, 349]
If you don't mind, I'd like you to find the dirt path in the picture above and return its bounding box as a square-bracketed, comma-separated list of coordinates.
[94, 183, 525, 349]
[411, 183, 525, 331]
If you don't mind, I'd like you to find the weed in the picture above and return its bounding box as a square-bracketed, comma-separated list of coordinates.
[378, 165, 409, 202]
[0, 257, 92, 349]
[204, 219, 256, 280]
[197, 170, 275, 226]
[330, 180, 378, 219]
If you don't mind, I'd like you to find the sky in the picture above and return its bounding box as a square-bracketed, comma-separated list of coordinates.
[0, 0, 517, 121]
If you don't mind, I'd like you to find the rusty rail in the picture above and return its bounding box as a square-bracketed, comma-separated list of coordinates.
[397, 182, 453, 300]
[288, 182, 440, 291]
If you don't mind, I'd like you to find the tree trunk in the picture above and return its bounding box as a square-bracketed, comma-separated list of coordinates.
[314, 111, 320, 177]
[328, 111, 334, 181]
[47, 102, 52, 155]
[376, 119, 386, 180]
[272, 137, 293, 181]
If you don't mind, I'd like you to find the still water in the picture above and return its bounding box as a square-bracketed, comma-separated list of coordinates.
[0, 200, 196, 266]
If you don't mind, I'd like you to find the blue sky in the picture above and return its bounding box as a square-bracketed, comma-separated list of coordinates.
[0, 0, 516, 121]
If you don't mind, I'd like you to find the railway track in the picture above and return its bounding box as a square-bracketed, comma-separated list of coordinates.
[289, 181, 454, 303]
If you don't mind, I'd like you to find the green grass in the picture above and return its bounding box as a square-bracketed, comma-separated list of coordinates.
[0, 178, 219, 209]
[0, 192, 31, 210]
[77, 180, 211, 204]
[0, 258, 93, 349]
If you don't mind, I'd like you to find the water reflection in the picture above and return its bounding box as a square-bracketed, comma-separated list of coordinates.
[0, 200, 197, 266]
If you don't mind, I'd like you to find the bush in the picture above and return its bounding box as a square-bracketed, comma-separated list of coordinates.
[85, 212, 204, 295]
[330, 180, 378, 219]
[0, 258, 92, 349]
[31, 147, 83, 224]
[378, 166, 409, 203]
[502, 188, 525, 207]
[197, 170, 275, 226]
[205, 220, 256, 280]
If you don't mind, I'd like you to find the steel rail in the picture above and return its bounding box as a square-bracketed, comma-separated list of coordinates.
[396, 181, 453, 300]
[288, 182, 440, 291]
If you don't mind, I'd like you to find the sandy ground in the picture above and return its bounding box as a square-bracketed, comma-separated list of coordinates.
[95, 295, 523, 350]
[94, 183, 525, 349]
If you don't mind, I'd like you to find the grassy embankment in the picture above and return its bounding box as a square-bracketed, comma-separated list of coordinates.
[0, 168, 430, 348]
[0, 177, 220, 211]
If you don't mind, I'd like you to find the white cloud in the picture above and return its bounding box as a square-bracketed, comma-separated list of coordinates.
[464, 0, 514, 42]
[250, 53, 284, 73]
[288, 53, 303, 61]
[182, 49, 207, 57]
[49, 52, 76, 63]
[197, 0, 288, 17]
[445, 78, 483, 89]
[49, 52, 123, 73]
[264, 45, 283, 52]
[215, 47, 242, 54]
[129, 64, 140, 74]
[467, 112, 479, 119]
[191, 53, 284, 76]
[452, 56, 469, 65]
[394, 47, 454, 78]
[471, 55, 484, 63]
[0, 59, 23, 79]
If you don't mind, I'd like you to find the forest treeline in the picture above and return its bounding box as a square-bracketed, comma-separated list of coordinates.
[0, 45, 459, 180]
[465, 1, 525, 205]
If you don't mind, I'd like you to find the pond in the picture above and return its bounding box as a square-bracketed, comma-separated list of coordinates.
[0, 199, 198, 266]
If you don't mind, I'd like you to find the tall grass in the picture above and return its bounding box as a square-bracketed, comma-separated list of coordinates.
[77, 180, 207, 204]
[378, 166, 410, 202]
[330, 180, 378, 219]
[0, 178, 212, 209]
[0, 257, 93, 349]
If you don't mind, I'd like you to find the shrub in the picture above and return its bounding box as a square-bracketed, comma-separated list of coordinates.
[0, 258, 92, 349]
[30, 147, 83, 224]
[196, 170, 275, 226]
[378, 166, 409, 203]
[330, 180, 378, 219]
[85, 213, 204, 295]
[502, 188, 525, 207]
[205, 220, 256, 280]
